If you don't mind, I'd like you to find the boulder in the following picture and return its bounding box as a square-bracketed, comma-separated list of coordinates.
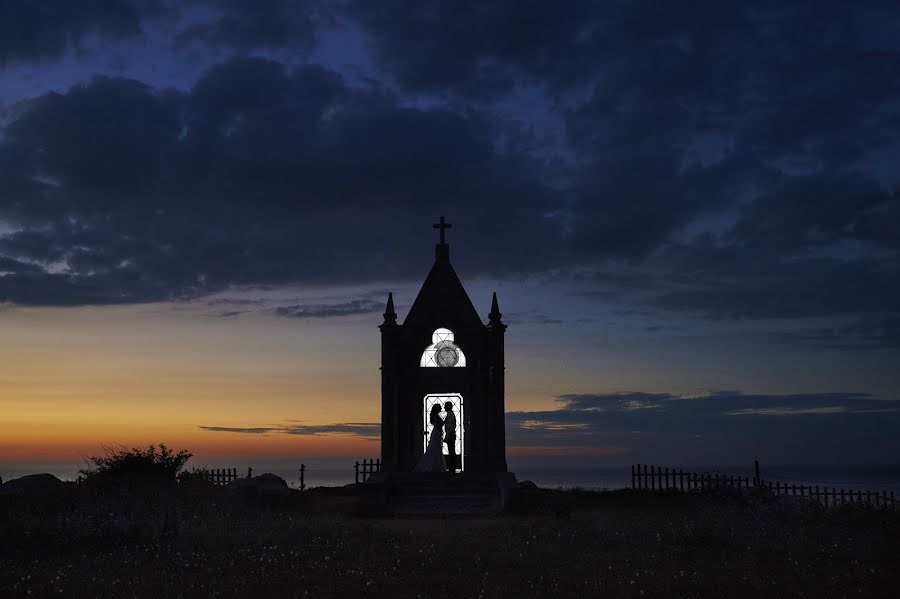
[0, 473, 65, 495]
[226, 472, 290, 495]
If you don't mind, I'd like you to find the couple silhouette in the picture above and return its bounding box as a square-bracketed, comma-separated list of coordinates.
[414, 401, 457, 473]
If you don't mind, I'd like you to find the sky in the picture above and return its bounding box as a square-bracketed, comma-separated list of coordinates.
[1, 1, 899, 476]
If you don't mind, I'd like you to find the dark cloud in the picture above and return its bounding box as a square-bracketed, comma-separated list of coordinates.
[0, 256, 41, 274]
[788, 313, 900, 351]
[198, 426, 278, 434]
[198, 422, 380, 439]
[206, 298, 266, 307]
[0, 0, 328, 66]
[347, 0, 596, 99]
[176, 0, 323, 54]
[729, 174, 900, 253]
[0, 0, 163, 65]
[217, 310, 247, 318]
[649, 241, 900, 320]
[1, 1, 899, 352]
[275, 299, 382, 319]
[281, 422, 380, 439]
[0, 57, 558, 305]
[508, 391, 900, 463]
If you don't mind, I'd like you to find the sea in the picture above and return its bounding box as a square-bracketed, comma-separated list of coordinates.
[3, 459, 900, 494]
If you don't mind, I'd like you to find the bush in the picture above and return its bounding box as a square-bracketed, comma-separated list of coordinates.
[78, 444, 193, 483]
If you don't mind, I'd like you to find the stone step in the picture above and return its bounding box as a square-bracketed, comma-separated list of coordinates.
[390, 493, 500, 515]
[391, 483, 498, 495]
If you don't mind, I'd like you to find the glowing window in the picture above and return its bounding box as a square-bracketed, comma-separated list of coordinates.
[420, 327, 466, 367]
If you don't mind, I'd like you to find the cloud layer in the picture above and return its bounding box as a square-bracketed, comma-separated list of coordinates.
[507, 391, 900, 463]
[199, 422, 380, 439]
[0, 0, 898, 347]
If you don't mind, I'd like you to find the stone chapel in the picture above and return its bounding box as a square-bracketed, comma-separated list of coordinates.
[378, 217, 509, 474]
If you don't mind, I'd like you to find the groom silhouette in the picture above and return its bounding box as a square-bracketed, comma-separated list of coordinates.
[443, 401, 457, 473]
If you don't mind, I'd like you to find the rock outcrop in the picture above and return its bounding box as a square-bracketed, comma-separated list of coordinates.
[0, 473, 65, 495]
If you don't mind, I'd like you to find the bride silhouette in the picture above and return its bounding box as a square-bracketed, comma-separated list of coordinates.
[414, 404, 446, 472]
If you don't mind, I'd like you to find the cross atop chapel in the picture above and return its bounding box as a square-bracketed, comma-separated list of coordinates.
[433, 216, 452, 245]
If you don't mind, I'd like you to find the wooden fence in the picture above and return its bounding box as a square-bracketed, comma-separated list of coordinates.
[632, 464, 750, 491]
[355, 458, 381, 484]
[632, 463, 898, 510]
[189, 465, 307, 489]
[762, 480, 896, 509]
[200, 468, 239, 486]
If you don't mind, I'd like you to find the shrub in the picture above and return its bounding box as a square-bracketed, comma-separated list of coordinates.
[78, 443, 193, 483]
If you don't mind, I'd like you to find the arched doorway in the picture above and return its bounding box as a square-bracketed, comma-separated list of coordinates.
[422, 393, 464, 472]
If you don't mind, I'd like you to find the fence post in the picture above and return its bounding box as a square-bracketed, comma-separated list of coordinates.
[754, 460, 761, 487]
[299, 464, 305, 491]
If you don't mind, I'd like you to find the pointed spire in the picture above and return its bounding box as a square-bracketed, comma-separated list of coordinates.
[488, 291, 502, 325]
[383, 292, 397, 325]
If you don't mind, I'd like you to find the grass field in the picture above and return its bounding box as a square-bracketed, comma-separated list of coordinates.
[2, 483, 899, 597]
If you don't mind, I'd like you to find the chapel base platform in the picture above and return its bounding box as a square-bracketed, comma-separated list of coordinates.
[359, 471, 518, 516]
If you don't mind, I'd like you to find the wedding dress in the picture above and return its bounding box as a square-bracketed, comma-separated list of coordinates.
[414, 415, 446, 472]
